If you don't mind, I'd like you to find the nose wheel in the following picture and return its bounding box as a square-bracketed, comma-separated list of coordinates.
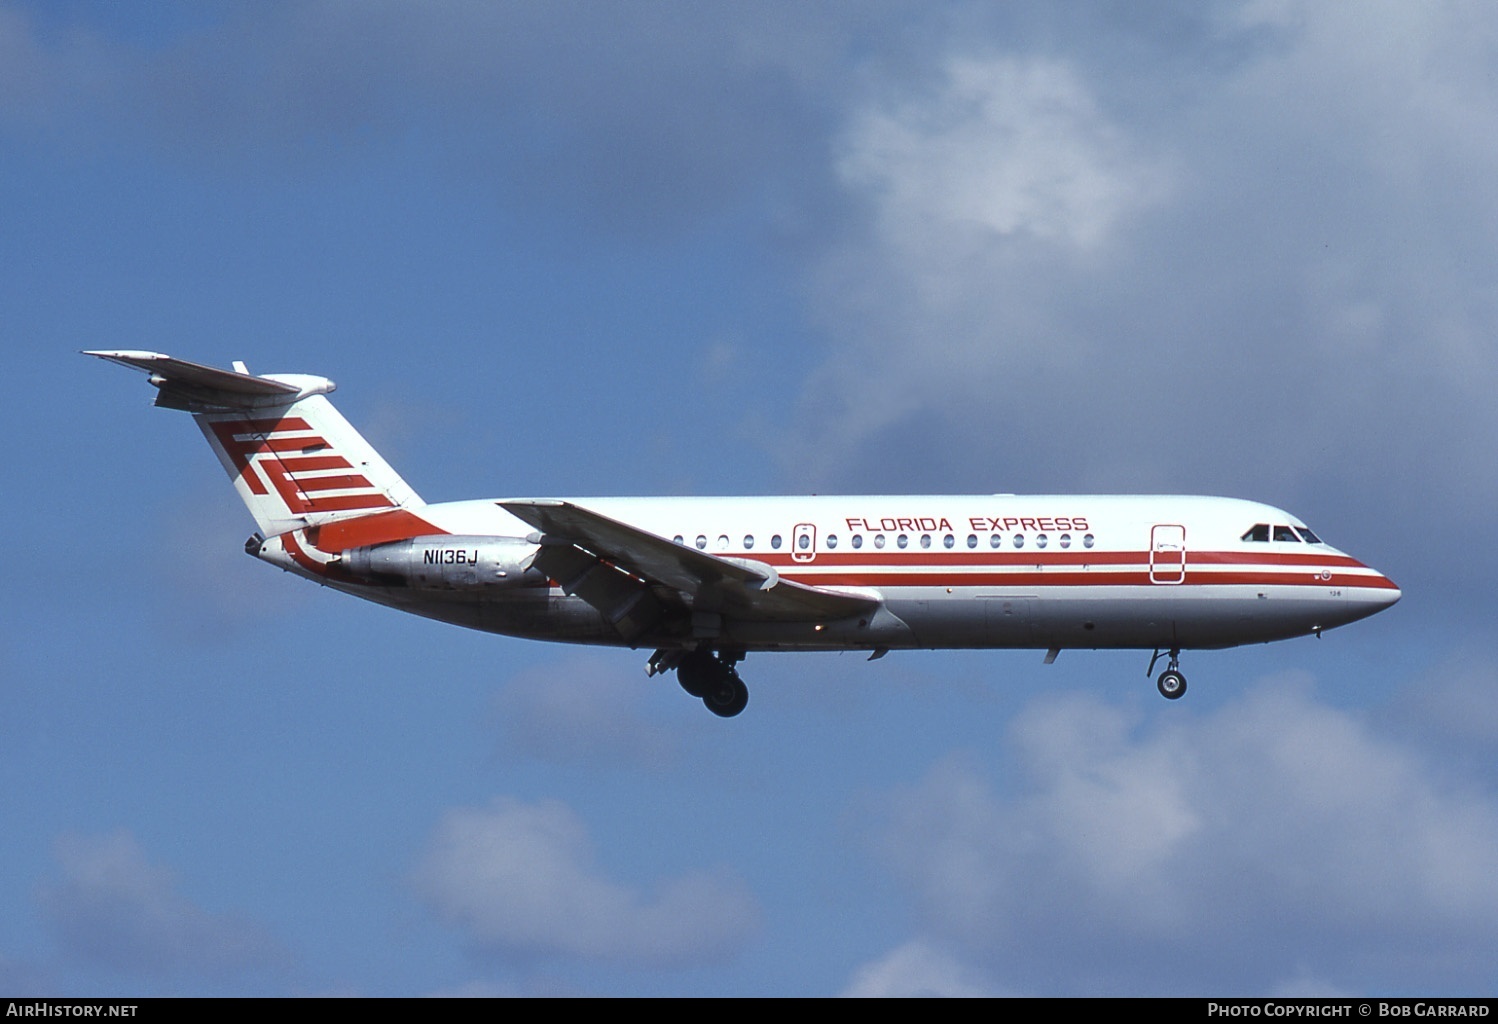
[1156, 668, 1187, 699]
[1148, 648, 1188, 700]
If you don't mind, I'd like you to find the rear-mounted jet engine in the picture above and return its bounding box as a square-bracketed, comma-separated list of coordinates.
[339, 536, 543, 590]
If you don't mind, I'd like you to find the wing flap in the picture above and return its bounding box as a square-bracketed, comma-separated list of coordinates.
[499, 499, 877, 623]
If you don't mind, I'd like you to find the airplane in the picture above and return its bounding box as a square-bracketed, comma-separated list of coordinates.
[87, 350, 1401, 717]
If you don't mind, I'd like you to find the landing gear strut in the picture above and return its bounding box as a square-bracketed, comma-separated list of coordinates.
[663, 649, 749, 718]
[1148, 647, 1188, 700]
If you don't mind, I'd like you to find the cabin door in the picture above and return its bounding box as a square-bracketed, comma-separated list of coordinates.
[792, 522, 817, 563]
[1149, 524, 1186, 584]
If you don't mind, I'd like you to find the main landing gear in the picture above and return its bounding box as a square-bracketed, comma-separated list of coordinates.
[648, 649, 749, 718]
[1148, 647, 1188, 700]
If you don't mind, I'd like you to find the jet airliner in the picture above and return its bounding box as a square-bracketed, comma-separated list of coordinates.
[88, 351, 1401, 717]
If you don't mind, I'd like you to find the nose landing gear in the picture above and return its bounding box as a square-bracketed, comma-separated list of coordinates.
[1148, 647, 1188, 700]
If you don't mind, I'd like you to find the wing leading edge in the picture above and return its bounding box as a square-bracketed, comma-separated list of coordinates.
[498, 499, 878, 625]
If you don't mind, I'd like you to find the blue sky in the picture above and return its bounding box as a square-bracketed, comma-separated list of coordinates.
[3, 0, 1496, 996]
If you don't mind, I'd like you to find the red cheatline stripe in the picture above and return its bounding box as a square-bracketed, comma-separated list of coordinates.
[780, 566, 1390, 586]
[777, 569, 1397, 590]
[1203, 571, 1397, 589]
[1191, 550, 1368, 568]
[310, 509, 449, 553]
[280, 529, 324, 575]
[736, 548, 1374, 570]
[280, 530, 358, 583]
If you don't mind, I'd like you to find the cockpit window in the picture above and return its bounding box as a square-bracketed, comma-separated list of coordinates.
[1295, 526, 1323, 544]
[1241, 524, 1270, 542]
[1273, 525, 1300, 542]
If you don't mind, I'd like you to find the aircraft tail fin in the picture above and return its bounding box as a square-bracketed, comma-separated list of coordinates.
[86, 350, 424, 537]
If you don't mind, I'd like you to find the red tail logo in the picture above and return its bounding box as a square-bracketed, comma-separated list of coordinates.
[209, 416, 395, 516]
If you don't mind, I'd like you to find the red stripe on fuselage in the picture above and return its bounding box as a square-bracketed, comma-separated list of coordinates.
[771, 568, 1396, 591]
[309, 509, 450, 553]
[733, 546, 1379, 571]
[722, 546, 1394, 592]
[737, 548, 1373, 569]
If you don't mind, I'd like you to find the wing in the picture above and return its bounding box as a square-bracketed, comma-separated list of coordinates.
[498, 499, 878, 627]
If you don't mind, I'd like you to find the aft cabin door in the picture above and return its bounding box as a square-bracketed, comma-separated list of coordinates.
[1150, 524, 1186, 584]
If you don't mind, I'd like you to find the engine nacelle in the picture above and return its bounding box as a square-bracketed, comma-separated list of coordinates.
[340, 536, 544, 590]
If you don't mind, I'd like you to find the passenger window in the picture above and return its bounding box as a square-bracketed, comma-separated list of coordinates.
[897, 534, 909, 549]
[852, 534, 864, 550]
[920, 534, 932, 549]
[944, 534, 955, 549]
[990, 534, 1002, 549]
[874, 534, 886, 549]
[673, 535, 684, 544]
[827, 534, 838, 549]
[744, 535, 754, 549]
[1036, 533, 1048, 549]
[695, 535, 707, 550]
[1242, 524, 1270, 542]
[1013, 534, 1025, 549]
[1083, 534, 1095, 548]
[1059, 534, 1071, 548]
[771, 535, 782, 550]
[797, 533, 810, 550]
[717, 535, 730, 550]
[967, 534, 978, 549]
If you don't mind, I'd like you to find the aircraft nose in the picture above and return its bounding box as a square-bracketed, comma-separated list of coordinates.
[1359, 568, 1401, 611]
[1376, 576, 1402, 608]
[1332, 561, 1400, 627]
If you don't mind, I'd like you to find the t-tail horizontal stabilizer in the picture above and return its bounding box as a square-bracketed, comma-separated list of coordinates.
[83, 350, 334, 412]
[86, 350, 424, 537]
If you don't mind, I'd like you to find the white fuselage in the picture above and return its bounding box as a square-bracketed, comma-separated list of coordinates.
[89, 350, 1402, 712]
[259, 493, 1400, 654]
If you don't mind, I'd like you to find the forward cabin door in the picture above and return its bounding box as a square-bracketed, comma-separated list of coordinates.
[1149, 524, 1186, 584]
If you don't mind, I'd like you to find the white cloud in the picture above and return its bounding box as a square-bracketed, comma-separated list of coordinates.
[841, 939, 1007, 998]
[799, 52, 1174, 463]
[36, 830, 285, 978]
[413, 796, 758, 968]
[869, 680, 1498, 993]
[1391, 647, 1498, 749]
[839, 55, 1168, 254]
[796, 6, 1498, 588]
